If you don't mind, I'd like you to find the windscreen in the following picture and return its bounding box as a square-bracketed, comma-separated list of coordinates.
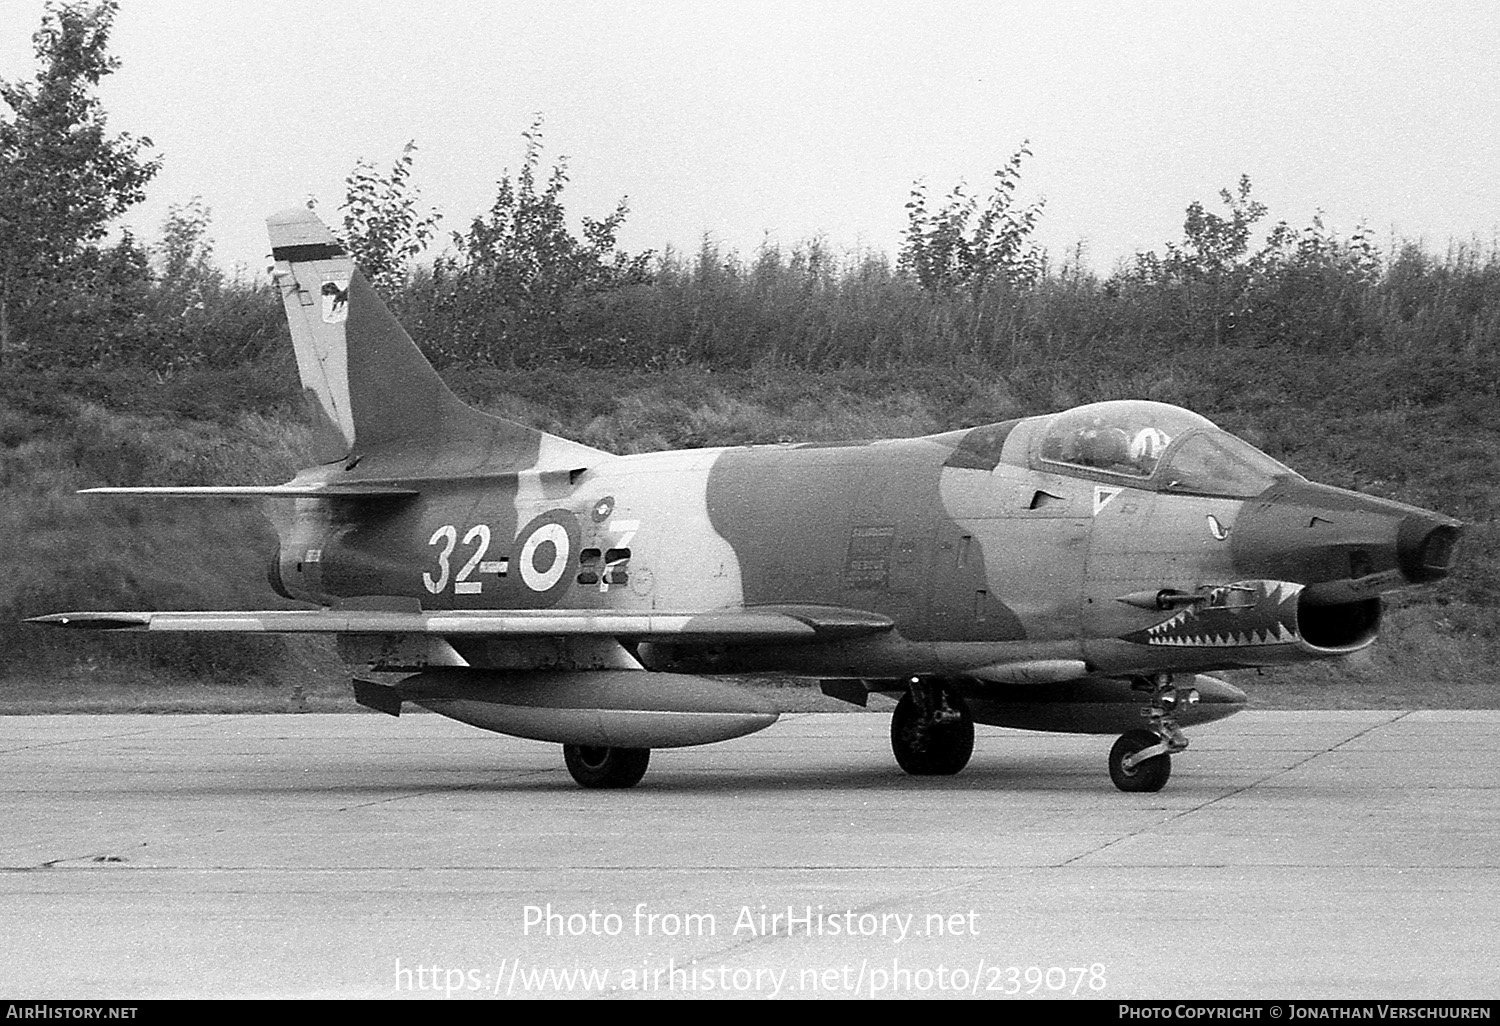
[1158, 431, 1298, 497]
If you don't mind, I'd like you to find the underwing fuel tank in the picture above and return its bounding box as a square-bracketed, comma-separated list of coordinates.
[966, 674, 1247, 735]
[390, 670, 780, 748]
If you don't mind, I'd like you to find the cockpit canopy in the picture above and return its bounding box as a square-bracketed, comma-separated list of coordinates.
[1036, 400, 1298, 497]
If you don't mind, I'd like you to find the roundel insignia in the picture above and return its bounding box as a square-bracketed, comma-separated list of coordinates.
[520, 523, 570, 591]
[510, 509, 580, 606]
[591, 496, 615, 522]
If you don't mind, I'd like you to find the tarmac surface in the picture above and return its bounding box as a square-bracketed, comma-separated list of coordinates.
[1, 709, 1496, 1000]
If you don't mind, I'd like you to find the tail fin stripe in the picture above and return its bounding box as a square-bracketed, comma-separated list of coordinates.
[271, 242, 346, 263]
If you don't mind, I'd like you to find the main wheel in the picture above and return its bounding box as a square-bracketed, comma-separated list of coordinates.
[891, 691, 974, 776]
[1109, 729, 1171, 792]
[563, 744, 651, 789]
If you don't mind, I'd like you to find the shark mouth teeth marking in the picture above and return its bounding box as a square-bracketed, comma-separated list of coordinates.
[1121, 580, 1304, 648]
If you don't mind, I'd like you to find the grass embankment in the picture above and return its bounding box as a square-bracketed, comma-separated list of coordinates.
[2, 354, 1495, 713]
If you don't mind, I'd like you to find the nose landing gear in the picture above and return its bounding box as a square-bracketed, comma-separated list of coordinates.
[891, 680, 974, 776]
[1109, 675, 1198, 792]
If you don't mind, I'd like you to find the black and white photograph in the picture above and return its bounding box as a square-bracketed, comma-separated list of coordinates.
[1, 0, 1496, 1004]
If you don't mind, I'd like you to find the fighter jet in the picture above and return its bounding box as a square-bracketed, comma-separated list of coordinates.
[31, 208, 1463, 791]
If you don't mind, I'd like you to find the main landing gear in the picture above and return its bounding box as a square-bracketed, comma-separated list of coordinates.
[563, 744, 651, 789]
[891, 680, 974, 776]
[1108, 675, 1198, 793]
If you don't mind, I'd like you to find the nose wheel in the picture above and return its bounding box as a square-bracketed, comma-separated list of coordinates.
[891, 682, 974, 776]
[1109, 729, 1172, 792]
[1109, 676, 1197, 792]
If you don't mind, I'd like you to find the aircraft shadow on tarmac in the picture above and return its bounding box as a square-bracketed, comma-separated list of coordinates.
[120, 753, 1238, 797]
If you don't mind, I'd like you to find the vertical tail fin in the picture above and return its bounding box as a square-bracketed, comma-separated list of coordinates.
[267, 208, 605, 475]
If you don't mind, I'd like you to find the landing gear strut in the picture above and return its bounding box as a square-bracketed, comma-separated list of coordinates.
[1109, 675, 1198, 792]
[891, 680, 974, 776]
[563, 744, 651, 789]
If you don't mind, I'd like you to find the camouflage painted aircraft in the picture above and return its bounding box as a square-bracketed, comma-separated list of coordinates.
[32, 209, 1464, 791]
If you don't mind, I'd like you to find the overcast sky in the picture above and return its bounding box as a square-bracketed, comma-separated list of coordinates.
[3, 1, 1498, 276]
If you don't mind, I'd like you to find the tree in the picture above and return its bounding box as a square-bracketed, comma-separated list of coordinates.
[1178, 174, 1267, 278]
[138, 197, 218, 368]
[898, 142, 1045, 293]
[427, 118, 651, 365]
[153, 197, 219, 294]
[1115, 175, 1270, 346]
[339, 141, 440, 294]
[1244, 212, 1382, 349]
[0, 0, 161, 363]
[142, 199, 284, 371]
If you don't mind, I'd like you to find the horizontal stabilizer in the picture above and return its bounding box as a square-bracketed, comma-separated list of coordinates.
[80, 484, 419, 498]
[28, 606, 893, 643]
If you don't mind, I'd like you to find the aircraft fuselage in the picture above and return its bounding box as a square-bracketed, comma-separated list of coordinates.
[269, 405, 1456, 687]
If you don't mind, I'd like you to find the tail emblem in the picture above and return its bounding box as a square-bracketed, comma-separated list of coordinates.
[320, 277, 350, 323]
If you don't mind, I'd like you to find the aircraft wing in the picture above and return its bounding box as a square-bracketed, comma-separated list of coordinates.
[27, 605, 893, 643]
[78, 484, 419, 498]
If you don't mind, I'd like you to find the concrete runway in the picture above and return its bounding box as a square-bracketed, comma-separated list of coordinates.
[1, 710, 1496, 1000]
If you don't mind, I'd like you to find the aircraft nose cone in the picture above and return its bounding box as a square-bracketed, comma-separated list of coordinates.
[1232, 481, 1462, 588]
[1396, 516, 1462, 582]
